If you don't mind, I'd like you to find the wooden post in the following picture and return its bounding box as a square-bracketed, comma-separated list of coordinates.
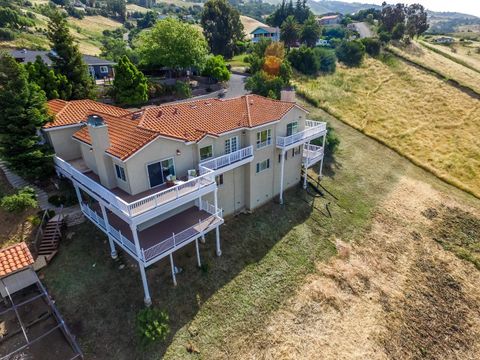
[169, 253, 177, 286]
[100, 202, 117, 259]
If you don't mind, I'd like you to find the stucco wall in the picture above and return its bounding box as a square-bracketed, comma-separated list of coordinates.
[45, 126, 82, 161]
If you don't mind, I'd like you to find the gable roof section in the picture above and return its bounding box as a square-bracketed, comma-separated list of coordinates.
[251, 26, 279, 34]
[45, 99, 131, 129]
[0, 242, 34, 277]
[47, 95, 305, 160]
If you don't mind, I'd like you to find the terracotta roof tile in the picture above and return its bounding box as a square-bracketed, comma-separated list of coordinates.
[0, 242, 34, 277]
[45, 99, 130, 129]
[47, 95, 305, 160]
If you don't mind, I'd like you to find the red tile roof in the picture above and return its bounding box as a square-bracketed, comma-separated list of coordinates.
[45, 99, 130, 129]
[46, 95, 305, 160]
[0, 242, 34, 277]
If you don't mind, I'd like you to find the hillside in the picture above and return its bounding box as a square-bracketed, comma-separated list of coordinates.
[295, 56, 480, 199]
[264, 0, 380, 14]
[241, 15, 267, 35]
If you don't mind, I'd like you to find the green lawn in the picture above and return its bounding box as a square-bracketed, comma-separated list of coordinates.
[228, 54, 249, 68]
[42, 102, 480, 359]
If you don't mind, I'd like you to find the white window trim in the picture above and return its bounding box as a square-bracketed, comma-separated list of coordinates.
[199, 144, 214, 161]
[286, 122, 298, 136]
[256, 159, 270, 174]
[99, 65, 109, 73]
[225, 136, 239, 154]
[145, 157, 176, 189]
[256, 129, 272, 149]
[114, 164, 126, 182]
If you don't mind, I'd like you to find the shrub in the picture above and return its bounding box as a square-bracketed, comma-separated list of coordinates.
[288, 46, 319, 75]
[361, 38, 381, 57]
[0, 29, 16, 41]
[311, 123, 340, 154]
[1, 187, 37, 213]
[379, 31, 392, 44]
[174, 81, 192, 98]
[136, 308, 170, 346]
[314, 47, 337, 74]
[391, 22, 405, 40]
[335, 40, 366, 67]
[245, 71, 285, 99]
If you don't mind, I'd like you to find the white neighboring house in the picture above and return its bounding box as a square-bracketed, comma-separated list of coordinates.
[316, 39, 330, 47]
[43, 91, 327, 306]
[433, 36, 455, 44]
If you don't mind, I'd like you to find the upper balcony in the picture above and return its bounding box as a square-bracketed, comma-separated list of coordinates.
[54, 156, 216, 222]
[276, 120, 327, 150]
[199, 145, 254, 175]
[303, 143, 324, 168]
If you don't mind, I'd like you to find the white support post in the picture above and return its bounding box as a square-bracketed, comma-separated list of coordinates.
[303, 142, 310, 190]
[213, 188, 218, 211]
[215, 226, 221, 256]
[139, 265, 152, 307]
[100, 203, 117, 259]
[279, 149, 286, 204]
[169, 253, 177, 286]
[201, 233, 206, 244]
[199, 195, 203, 210]
[195, 238, 201, 267]
[319, 133, 327, 178]
[74, 184, 82, 204]
[130, 223, 151, 306]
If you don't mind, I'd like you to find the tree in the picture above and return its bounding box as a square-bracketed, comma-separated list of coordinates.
[245, 70, 285, 99]
[100, 37, 137, 63]
[335, 40, 366, 67]
[405, 3, 429, 38]
[0, 54, 53, 180]
[391, 22, 405, 40]
[25, 56, 72, 100]
[137, 11, 157, 29]
[361, 38, 381, 57]
[264, 42, 285, 60]
[281, 15, 299, 49]
[106, 0, 126, 22]
[137, 18, 209, 71]
[300, 16, 321, 47]
[113, 56, 148, 106]
[201, 0, 244, 59]
[380, 3, 405, 33]
[314, 47, 336, 74]
[202, 55, 230, 82]
[288, 46, 318, 75]
[46, 10, 95, 99]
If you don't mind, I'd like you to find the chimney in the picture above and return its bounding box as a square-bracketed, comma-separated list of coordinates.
[280, 88, 296, 102]
[87, 115, 116, 189]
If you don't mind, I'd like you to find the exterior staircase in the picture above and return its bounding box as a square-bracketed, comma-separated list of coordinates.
[37, 214, 64, 262]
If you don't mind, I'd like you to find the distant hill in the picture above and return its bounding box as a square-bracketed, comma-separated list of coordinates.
[264, 0, 380, 15]
[427, 11, 480, 34]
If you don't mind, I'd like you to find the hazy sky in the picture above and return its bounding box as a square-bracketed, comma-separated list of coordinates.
[337, 0, 480, 17]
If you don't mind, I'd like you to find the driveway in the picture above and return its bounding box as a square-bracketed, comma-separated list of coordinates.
[352, 22, 373, 38]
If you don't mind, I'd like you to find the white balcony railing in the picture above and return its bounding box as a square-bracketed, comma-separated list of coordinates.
[199, 146, 253, 174]
[141, 200, 223, 262]
[55, 156, 216, 218]
[276, 120, 327, 148]
[303, 143, 324, 168]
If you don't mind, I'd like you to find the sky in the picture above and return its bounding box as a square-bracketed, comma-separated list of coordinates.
[338, 0, 480, 17]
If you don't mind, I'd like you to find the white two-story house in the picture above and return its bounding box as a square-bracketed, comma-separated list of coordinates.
[43, 93, 327, 305]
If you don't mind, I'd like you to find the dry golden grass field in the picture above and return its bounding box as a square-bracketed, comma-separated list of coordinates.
[420, 40, 480, 72]
[387, 42, 480, 93]
[294, 56, 480, 199]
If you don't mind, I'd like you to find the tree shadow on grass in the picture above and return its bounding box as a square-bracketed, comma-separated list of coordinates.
[41, 186, 316, 360]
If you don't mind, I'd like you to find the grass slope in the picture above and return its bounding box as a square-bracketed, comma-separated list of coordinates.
[295, 56, 480, 199]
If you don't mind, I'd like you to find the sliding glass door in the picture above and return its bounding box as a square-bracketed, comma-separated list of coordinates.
[147, 158, 175, 188]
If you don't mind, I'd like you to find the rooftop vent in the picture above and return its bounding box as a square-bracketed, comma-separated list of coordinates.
[157, 110, 163, 118]
[87, 114, 105, 127]
[173, 107, 179, 115]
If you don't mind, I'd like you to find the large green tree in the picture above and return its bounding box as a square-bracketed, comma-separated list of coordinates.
[201, 0, 244, 58]
[202, 55, 230, 82]
[300, 16, 321, 47]
[113, 55, 148, 106]
[0, 53, 53, 180]
[405, 3, 429, 38]
[137, 18, 209, 71]
[46, 10, 95, 100]
[281, 15, 299, 49]
[25, 56, 72, 100]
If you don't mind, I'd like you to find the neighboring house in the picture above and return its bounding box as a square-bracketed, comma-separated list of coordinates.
[250, 26, 280, 43]
[316, 39, 330, 47]
[317, 14, 343, 26]
[9, 49, 116, 80]
[43, 93, 327, 305]
[434, 37, 454, 44]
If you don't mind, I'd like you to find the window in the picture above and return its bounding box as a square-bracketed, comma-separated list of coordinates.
[225, 136, 238, 154]
[286, 122, 298, 136]
[115, 164, 126, 182]
[256, 129, 272, 149]
[215, 174, 224, 186]
[99, 66, 109, 73]
[147, 158, 175, 188]
[256, 159, 270, 173]
[199, 145, 213, 161]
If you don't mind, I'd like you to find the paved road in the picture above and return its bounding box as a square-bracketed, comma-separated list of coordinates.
[352, 22, 373, 38]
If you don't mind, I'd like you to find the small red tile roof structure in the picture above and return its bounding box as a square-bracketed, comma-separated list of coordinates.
[46, 95, 305, 160]
[0, 242, 34, 277]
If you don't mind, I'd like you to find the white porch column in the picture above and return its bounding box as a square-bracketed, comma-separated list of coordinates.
[303, 142, 310, 189]
[130, 223, 151, 306]
[195, 238, 201, 267]
[215, 226, 221, 256]
[213, 188, 218, 210]
[74, 184, 82, 204]
[100, 202, 117, 259]
[319, 133, 327, 178]
[279, 149, 286, 204]
[169, 253, 177, 286]
[198, 195, 203, 210]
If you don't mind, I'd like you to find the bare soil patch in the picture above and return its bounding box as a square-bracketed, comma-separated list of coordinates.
[231, 177, 480, 359]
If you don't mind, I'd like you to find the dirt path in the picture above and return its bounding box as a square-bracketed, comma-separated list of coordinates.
[232, 177, 480, 359]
